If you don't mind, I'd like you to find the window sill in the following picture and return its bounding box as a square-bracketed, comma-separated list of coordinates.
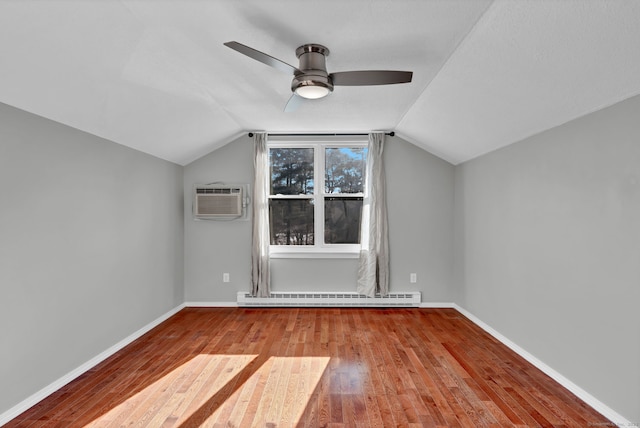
[269, 250, 360, 259]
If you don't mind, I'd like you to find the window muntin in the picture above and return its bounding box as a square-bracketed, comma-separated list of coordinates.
[268, 138, 367, 257]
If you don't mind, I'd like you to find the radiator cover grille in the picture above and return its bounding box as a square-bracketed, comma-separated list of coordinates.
[237, 291, 420, 307]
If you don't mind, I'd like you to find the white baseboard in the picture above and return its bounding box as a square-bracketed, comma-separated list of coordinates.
[184, 301, 238, 307]
[452, 304, 632, 427]
[0, 303, 186, 426]
[419, 301, 455, 308]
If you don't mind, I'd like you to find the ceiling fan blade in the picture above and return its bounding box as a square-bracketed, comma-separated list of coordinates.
[224, 41, 301, 76]
[330, 70, 413, 86]
[284, 93, 306, 112]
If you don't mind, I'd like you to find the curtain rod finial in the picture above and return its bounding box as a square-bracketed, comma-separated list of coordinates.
[248, 132, 254, 138]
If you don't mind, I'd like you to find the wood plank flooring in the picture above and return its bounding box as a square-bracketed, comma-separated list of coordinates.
[6, 308, 613, 427]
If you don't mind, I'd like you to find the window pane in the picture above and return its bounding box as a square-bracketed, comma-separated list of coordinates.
[324, 197, 363, 244]
[269, 199, 314, 245]
[325, 147, 367, 194]
[270, 148, 314, 195]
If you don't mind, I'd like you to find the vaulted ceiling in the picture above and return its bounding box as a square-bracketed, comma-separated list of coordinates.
[1, 1, 639, 165]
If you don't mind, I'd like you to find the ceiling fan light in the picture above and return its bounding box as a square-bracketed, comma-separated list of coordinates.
[295, 83, 331, 99]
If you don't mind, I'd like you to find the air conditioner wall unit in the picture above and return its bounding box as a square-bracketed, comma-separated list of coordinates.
[193, 184, 248, 220]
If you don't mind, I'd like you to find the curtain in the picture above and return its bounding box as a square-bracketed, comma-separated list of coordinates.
[251, 132, 270, 297]
[357, 132, 389, 297]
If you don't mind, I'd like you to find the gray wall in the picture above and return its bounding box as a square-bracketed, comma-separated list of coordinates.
[454, 95, 640, 422]
[183, 135, 254, 302]
[183, 135, 456, 302]
[0, 103, 184, 415]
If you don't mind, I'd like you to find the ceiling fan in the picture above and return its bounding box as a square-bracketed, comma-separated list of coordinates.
[224, 41, 413, 112]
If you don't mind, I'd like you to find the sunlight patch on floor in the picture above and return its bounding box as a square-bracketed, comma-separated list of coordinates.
[202, 356, 330, 426]
[85, 354, 257, 427]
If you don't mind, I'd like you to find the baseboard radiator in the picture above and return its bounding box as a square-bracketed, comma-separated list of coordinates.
[237, 291, 421, 307]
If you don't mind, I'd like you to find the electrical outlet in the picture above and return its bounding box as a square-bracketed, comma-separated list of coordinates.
[410, 273, 417, 283]
[223, 273, 230, 283]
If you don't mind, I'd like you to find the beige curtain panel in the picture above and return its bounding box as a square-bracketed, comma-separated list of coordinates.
[357, 132, 390, 297]
[251, 132, 271, 297]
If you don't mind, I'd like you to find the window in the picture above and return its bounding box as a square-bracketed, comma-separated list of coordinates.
[268, 137, 368, 257]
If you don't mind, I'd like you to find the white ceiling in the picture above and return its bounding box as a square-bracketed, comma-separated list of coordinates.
[1, 0, 639, 166]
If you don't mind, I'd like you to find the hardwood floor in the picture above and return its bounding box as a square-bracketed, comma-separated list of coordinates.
[7, 308, 612, 427]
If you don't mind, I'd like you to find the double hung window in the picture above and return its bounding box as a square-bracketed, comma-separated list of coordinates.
[268, 137, 368, 257]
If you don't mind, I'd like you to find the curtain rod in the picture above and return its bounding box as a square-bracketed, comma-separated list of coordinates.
[247, 131, 394, 138]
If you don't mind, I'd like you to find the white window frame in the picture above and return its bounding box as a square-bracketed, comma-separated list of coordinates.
[268, 135, 368, 259]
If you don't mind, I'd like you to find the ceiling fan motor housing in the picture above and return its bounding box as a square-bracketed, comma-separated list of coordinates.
[291, 44, 334, 96]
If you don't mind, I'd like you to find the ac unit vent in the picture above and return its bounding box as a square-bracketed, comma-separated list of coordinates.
[197, 188, 241, 195]
[194, 185, 244, 219]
